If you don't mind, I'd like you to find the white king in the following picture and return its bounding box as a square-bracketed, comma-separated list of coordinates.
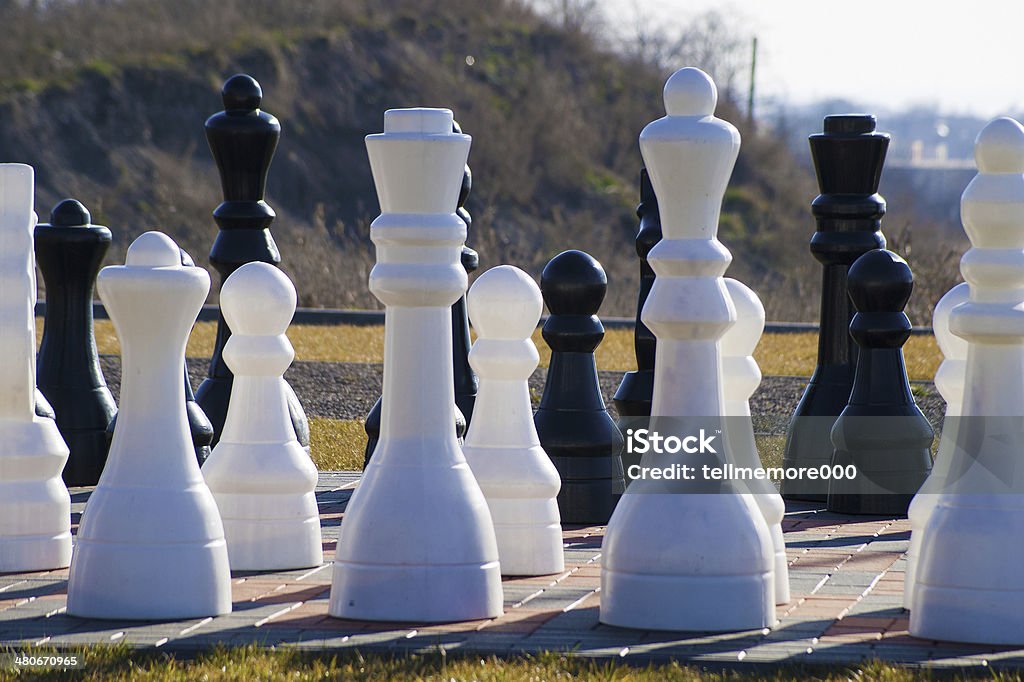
[329, 108, 503, 622]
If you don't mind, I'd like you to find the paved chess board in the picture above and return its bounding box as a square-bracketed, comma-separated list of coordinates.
[0, 471, 1016, 669]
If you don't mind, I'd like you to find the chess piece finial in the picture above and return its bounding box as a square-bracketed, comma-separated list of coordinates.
[601, 67, 774, 632]
[827, 249, 933, 515]
[195, 73, 309, 455]
[68, 231, 230, 619]
[721, 277, 789, 605]
[463, 265, 563, 576]
[781, 113, 889, 501]
[904, 281, 968, 609]
[329, 108, 502, 623]
[534, 249, 625, 524]
[911, 117, 1024, 645]
[35, 198, 116, 485]
[202, 262, 321, 571]
[0, 164, 72, 572]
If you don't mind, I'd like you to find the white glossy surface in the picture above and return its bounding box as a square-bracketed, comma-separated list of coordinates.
[600, 68, 775, 632]
[0, 164, 71, 573]
[722, 277, 789, 605]
[463, 265, 564, 577]
[203, 262, 321, 571]
[903, 281, 968, 609]
[67, 231, 231, 620]
[329, 108, 503, 622]
[911, 118, 1024, 644]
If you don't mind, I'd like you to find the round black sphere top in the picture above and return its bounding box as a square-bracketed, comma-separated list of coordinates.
[824, 114, 876, 135]
[847, 248, 913, 313]
[541, 250, 607, 315]
[222, 74, 262, 112]
[49, 199, 91, 227]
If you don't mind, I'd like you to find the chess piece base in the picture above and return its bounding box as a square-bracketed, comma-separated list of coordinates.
[216, 493, 323, 571]
[67, 540, 231, 620]
[0, 420, 72, 572]
[486, 496, 564, 576]
[910, 501, 1024, 645]
[329, 560, 503, 623]
[329, 451, 503, 623]
[600, 492, 774, 632]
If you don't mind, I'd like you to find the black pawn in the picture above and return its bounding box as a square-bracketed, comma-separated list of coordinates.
[104, 249, 215, 466]
[612, 169, 661, 475]
[35, 199, 117, 486]
[194, 73, 309, 451]
[534, 250, 624, 524]
[827, 249, 933, 515]
[362, 122, 476, 467]
[781, 114, 888, 502]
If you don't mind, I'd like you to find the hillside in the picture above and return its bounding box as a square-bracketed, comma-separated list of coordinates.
[0, 0, 824, 319]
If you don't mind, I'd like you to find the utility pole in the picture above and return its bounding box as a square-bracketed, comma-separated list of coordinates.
[748, 36, 757, 131]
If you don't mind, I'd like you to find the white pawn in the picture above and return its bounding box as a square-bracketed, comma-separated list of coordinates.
[462, 265, 564, 576]
[903, 281, 968, 609]
[202, 262, 321, 571]
[911, 117, 1024, 644]
[329, 108, 502, 622]
[721, 277, 790, 605]
[600, 68, 774, 632]
[67, 231, 230, 620]
[0, 164, 71, 572]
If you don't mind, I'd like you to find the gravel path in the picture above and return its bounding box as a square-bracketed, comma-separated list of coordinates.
[97, 357, 946, 436]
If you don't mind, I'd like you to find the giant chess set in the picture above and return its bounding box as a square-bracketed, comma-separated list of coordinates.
[2, 65, 1024, 651]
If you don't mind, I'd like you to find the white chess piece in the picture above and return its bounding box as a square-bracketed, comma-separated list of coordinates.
[67, 231, 230, 620]
[911, 117, 1024, 644]
[329, 108, 503, 622]
[0, 164, 71, 572]
[600, 67, 775, 632]
[903, 281, 968, 609]
[462, 265, 564, 577]
[722, 277, 790, 605]
[202, 262, 321, 571]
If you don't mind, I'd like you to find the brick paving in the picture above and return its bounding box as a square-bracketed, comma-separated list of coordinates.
[0, 471, 1018, 669]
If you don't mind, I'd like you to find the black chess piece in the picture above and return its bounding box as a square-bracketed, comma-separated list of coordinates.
[452, 130, 480, 427]
[612, 169, 661, 475]
[35, 199, 117, 486]
[781, 114, 889, 502]
[105, 249, 216, 466]
[534, 250, 625, 524]
[362, 122, 476, 467]
[827, 249, 933, 515]
[194, 73, 309, 452]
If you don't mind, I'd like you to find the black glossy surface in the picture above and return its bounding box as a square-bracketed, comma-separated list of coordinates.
[35, 199, 116, 486]
[613, 169, 661, 474]
[827, 249, 933, 515]
[194, 73, 309, 451]
[781, 114, 889, 502]
[534, 250, 624, 524]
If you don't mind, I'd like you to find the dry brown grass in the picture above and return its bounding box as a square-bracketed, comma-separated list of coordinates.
[61, 320, 942, 380]
[309, 417, 366, 471]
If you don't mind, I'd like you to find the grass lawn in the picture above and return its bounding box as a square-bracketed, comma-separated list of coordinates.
[61, 321, 943, 381]
[0, 645, 1005, 681]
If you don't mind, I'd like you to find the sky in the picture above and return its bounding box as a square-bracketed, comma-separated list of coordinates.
[603, 0, 1024, 118]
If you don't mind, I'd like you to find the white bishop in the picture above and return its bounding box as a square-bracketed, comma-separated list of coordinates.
[600, 67, 775, 632]
[911, 117, 1024, 644]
